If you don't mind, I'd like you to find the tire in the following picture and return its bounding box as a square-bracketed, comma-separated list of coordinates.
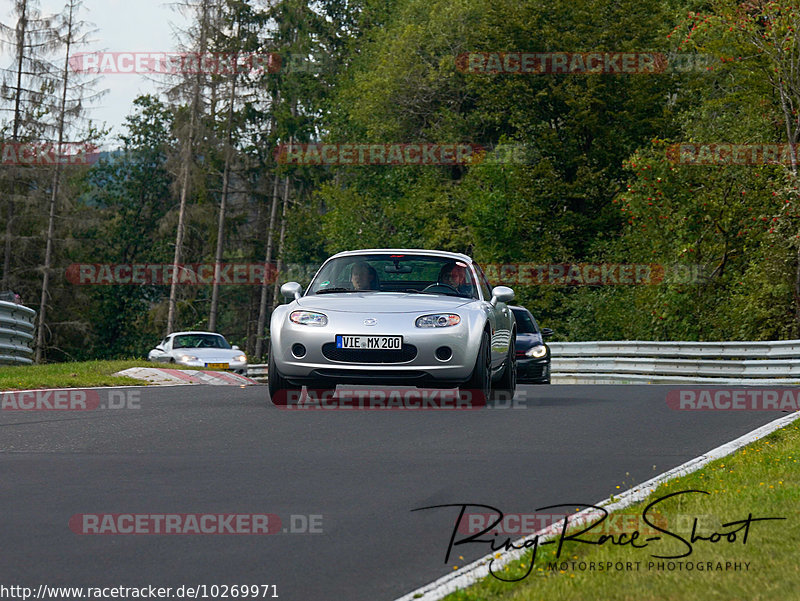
[268, 344, 300, 405]
[491, 335, 516, 402]
[463, 331, 491, 405]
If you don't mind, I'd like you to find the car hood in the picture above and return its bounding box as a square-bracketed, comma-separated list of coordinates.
[295, 292, 476, 313]
[169, 348, 243, 360]
[515, 332, 545, 349]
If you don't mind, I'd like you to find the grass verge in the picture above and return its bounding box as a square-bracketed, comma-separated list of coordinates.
[440, 416, 800, 601]
[0, 360, 154, 390]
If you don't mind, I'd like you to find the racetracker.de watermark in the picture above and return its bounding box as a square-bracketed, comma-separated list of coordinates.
[667, 143, 800, 165]
[65, 262, 706, 287]
[456, 52, 718, 74]
[667, 388, 800, 411]
[70, 513, 280, 535]
[458, 511, 671, 536]
[68, 513, 322, 535]
[1, 389, 140, 411]
[68, 51, 305, 74]
[66, 263, 279, 285]
[1, 142, 99, 166]
[270, 388, 538, 409]
[481, 263, 707, 286]
[273, 143, 527, 165]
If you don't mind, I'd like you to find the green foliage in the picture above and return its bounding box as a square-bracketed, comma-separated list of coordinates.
[69, 95, 176, 359]
[12, 0, 800, 360]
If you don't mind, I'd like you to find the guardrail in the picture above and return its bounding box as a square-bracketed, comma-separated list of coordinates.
[0, 300, 36, 366]
[250, 340, 800, 385]
[549, 340, 800, 384]
[248, 364, 268, 382]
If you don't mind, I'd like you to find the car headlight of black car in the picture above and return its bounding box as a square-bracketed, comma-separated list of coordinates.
[525, 345, 547, 358]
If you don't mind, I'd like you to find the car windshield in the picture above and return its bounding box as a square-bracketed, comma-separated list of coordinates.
[511, 308, 539, 334]
[308, 254, 479, 299]
[172, 334, 231, 349]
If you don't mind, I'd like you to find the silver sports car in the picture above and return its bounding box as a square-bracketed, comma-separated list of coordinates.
[147, 331, 248, 374]
[268, 249, 516, 402]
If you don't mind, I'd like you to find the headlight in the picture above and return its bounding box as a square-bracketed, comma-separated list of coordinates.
[233, 354, 247, 362]
[415, 313, 461, 328]
[179, 354, 199, 362]
[290, 311, 328, 326]
[525, 345, 548, 358]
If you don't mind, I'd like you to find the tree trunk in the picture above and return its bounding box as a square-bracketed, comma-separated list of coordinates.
[2, 201, 13, 291]
[1, 0, 28, 291]
[167, 0, 210, 334]
[270, 173, 291, 310]
[253, 171, 281, 358]
[209, 72, 237, 331]
[35, 0, 74, 362]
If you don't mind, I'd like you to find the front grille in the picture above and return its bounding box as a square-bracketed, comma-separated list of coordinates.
[322, 343, 417, 363]
[310, 369, 428, 381]
[519, 362, 549, 379]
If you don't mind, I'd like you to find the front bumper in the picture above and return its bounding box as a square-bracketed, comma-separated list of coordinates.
[517, 357, 551, 383]
[272, 314, 481, 386]
[174, 359, 248, 374]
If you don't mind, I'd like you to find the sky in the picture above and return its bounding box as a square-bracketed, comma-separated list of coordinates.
[2, 0, 190, 147]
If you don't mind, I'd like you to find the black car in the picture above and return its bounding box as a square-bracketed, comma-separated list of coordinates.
[510, 305, 552, 384]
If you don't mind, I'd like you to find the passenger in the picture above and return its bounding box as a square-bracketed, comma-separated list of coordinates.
[350, 262, 380, 290]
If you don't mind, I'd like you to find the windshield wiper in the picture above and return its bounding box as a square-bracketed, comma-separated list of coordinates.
[314, 287, 361, 294]
[416, 290, 467, 297]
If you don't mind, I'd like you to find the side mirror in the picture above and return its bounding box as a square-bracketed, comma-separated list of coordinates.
[281, 281, 303, 301]
[490, 285, 514, 306]
[232, 345, 240, 350]
[541, 327, 554, 338]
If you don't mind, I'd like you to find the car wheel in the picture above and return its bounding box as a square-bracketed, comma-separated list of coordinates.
[268, 344, 300, 405]
[492, 336, 516, 402]
[464, 331, 491, 404]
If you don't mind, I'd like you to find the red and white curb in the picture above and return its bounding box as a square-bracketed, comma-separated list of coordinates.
[393, 410, 800, 601]
[115, 367, 259, 386]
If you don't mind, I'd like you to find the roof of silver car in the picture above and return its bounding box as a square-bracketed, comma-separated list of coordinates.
[328, 248, 473, 263]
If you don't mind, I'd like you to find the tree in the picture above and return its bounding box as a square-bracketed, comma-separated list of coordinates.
[207, 0, 267, 332]
[75, 95, 174, 358]
[0, 0, 62, 292]
[35, 0, 104, 362]
[165, 0, 215, 334]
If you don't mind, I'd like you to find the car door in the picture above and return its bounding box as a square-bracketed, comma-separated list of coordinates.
[493, 299, 514, 366]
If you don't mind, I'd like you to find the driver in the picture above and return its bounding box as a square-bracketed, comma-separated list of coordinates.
[439, 262, 474, 296]
[350, 262, 380, 290]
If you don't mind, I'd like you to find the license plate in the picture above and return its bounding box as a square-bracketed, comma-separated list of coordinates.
[206, 362, 229, 369]
[336, 335, 402, 350]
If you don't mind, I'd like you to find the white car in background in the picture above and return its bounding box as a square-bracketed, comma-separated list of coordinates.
[147, 331, 248, 374]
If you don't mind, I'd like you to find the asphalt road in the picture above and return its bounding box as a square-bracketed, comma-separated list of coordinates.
[0, 384, 789, 600]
